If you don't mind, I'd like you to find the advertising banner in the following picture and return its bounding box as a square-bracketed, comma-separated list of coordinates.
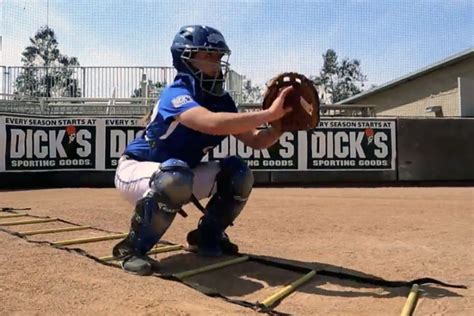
[307, 119, 396, 171]
[0, 115, 396, 172]
[3, 116, 97, 171]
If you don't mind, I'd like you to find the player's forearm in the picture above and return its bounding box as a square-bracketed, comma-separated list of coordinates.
[251, 127, 283, 149]
[208, 110, 273, 135]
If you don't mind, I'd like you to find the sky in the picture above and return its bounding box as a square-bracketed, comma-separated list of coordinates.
[0, 0, 473, 87]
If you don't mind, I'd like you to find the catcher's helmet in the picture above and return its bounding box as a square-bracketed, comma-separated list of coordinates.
[171, 25, 231, 96]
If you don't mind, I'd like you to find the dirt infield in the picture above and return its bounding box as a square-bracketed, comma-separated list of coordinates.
[0, 187, 473, 315]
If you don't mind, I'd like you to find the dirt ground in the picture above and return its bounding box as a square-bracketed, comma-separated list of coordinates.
[0, 186, 472, 315]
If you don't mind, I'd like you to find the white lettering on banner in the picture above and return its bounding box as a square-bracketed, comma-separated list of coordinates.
[244, 160, 295, 168]
[26, 130, 33, 158]
[110, 130, 139, 158]
[10, 130, 25, 158]
[312, 160, 357, 167]
[350, 132, 365, 158]
[358, 160, 388, 167]
[374, 133, 388, 158]
[9, 129, 92, 159]
[311, 159, 389, 167]
[33, 130, 48, 159]
[9, 159, 92, 167]
[334, 132, 349, 158]
[237, 139, 253, 158]
[311, 133, 324, 159]
[11, 160, 56, 167]
[211, 138, 227, 158]
[76, 130, 92, 157]
[311, 131, 387, 159]
[59, 159, 91, 166]
[213, 137, 270, 159]
[279, 133, 295, 158]
[250, 147, 270, 159]
[262, 160, 294, 167]
[50, 130, 66, 158]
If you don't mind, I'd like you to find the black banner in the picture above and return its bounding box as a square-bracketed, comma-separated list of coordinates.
[307, 119, 396, 170]
[4, 117, 96, 170]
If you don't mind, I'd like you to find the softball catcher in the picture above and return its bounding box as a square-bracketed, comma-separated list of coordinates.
[113, 25, 319, 276]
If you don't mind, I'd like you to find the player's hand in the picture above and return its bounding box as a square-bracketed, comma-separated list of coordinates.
[266, 86, 293, 122]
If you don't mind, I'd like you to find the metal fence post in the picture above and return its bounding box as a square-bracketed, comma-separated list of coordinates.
[82, 67, 86, 97]
[1, 66, 6, 96]
[5, 66, 11, 95]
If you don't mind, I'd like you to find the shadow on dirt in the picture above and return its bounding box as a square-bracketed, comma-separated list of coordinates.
[156, 250, 465, 308]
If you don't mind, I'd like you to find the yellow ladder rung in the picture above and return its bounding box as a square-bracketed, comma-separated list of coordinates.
[0, 218, 57, 226]
[259, 270, 317, 308]
[99, 244, 184, 262]
[400, 284, 420, 316]
[108, 261, 122, 268]
[173, 256, 249, 280]
[0, 213, 28, 219]
[18, 226, 91, 236]
[52, 233, 128, 246]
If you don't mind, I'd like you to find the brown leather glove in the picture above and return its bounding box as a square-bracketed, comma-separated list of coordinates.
[262, 72, 320, 132]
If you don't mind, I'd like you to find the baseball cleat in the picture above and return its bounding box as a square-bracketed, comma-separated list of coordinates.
[186, 229, 239, 257]
[120, 255, 160, 276]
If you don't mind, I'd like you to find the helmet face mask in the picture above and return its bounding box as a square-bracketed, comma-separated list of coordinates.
[180, 47, 230, 96]
[171, 25, 231, 96]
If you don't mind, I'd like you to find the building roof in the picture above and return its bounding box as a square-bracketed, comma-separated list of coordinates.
[337, 47, 474, 104]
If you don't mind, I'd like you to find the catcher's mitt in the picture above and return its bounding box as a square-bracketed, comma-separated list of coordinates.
[262, 72, 320, 132]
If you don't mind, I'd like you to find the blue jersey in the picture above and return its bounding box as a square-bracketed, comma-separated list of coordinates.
[124, 74, 237, 168]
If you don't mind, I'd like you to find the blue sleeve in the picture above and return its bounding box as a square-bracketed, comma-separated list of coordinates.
[158, 87, 200, 121]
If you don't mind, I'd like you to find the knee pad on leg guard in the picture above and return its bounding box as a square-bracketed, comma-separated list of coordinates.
[114, 159, 194, 258]
[204, 156, 254, 230]
[149, 158, 194, 211]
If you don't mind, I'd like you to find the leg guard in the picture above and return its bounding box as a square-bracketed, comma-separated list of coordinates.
[195, 156, 254, 255]
[204, 156, 253, 228]
[114, 159, 194, 258]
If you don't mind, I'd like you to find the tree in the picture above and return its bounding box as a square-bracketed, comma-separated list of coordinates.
[241, 78, 263, 103]
[14, 26, 81, 98]
[312, 49, 367, 104]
